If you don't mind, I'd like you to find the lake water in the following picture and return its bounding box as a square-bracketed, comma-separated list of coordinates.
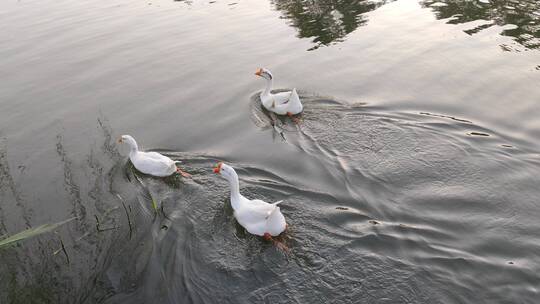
[1, 0, 540, 303]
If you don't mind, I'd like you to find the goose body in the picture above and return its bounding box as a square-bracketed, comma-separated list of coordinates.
[214, 162, 286, 237]
[255, 68, 303, 116]
[117, 135, 189, 177]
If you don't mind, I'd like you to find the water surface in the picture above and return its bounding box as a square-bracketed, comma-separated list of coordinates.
[1, 0, 539, 303]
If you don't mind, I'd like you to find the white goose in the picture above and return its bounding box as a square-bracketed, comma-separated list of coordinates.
[117, 135, 190, 177]
[213, 162, 287, 239]
[255, 68, 303, 117]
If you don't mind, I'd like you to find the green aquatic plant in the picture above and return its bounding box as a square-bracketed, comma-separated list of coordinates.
[151, 198, 158, 212]
[0, 217, 75, 249]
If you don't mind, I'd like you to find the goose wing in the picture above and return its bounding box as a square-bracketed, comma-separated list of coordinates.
[142, 151, 169, 160]
[235, 199, 280, 223]
[132, 152, 176, 176]
[272, 88, 302, 114]
[235, 199, 285, 236]
[270, 91, 292, 105]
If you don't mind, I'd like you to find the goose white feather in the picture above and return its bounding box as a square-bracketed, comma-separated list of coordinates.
[255, 68, 303, 116]
[117, 135, 186, 177]
[214, 162, 287, 237]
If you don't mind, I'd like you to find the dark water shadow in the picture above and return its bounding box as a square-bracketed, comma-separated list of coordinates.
[0, 116, 139, 304]
[2, 104, 540, 303]
[96, 92, 540, 303]
[0, 137, 33, 230]
[100, 154, 449, 303]
[270, 0, 396, 50]
[246, 91, 540, 303]
[421, 0, 540, 51]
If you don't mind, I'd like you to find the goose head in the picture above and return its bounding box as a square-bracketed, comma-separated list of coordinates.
[117, 135, 138, 152]
[255, 68, 273, 80]
[213, 162, 237, 181]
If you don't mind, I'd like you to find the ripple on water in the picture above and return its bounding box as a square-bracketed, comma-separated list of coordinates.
[87, 94, 540, 303]
[4, 98, 537, 303]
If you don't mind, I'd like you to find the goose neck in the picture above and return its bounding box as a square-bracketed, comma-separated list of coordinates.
[262, 77, 273, 97]
[227, 173, 241, 210]
[127, 142, 138, 157]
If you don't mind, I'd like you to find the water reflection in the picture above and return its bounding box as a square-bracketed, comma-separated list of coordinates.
[271, 0, 395, 50]
[422, 0, 540, 50]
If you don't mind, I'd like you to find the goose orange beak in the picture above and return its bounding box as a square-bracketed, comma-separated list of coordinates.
[213, 162, 223, 174]
[255, 68, 263, 76]
[117, 137, 123, 143]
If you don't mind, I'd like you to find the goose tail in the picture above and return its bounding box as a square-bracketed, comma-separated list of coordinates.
[265, 201, 282, 219]
[289, 88, 303, 114]
[266, 205, 281, 219]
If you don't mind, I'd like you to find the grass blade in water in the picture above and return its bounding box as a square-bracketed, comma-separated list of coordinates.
[0, 217, 76, 249]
